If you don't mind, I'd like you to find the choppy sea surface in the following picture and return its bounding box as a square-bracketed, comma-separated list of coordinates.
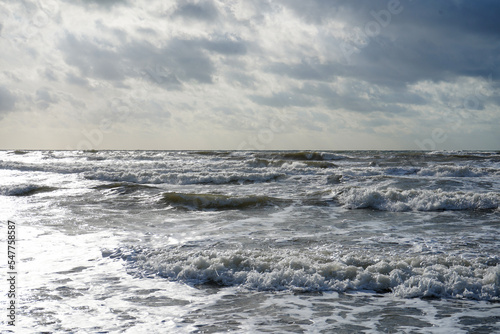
[1, 150, 499, 333]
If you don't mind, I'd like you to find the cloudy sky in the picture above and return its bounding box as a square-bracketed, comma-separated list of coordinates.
[0, 0, 499, 150]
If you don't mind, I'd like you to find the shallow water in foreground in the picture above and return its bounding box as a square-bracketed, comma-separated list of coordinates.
[0, 150, 499, 333]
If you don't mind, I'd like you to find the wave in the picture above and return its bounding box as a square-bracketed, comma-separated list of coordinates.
[0, 185, 58, 196]
[335, 187, 500, 211]
[103, 246, 500, 301]
[160, 192, 290, 210]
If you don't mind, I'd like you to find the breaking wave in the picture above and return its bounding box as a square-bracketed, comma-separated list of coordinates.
[335, 187, 500, 211]
[103, 246, 500, 301]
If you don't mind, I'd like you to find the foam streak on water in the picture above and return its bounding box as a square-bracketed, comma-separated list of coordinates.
[0, 150, 499, 333]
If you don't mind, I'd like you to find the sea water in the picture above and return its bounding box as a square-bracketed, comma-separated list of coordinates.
[0, 150, 499, 333]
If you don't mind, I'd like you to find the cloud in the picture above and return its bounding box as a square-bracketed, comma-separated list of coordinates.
[250, 92, 316, 108]
[278, 0, 500, 86]
[35, 88, 58, 109]
[0, 86, 16, 113]
[170, 0, 219, 22]
[0, 0, 499, 149]
[62, 0, 128, 10]
[201, 36, 248, 55]
[59, 33, 125, 82]
[60, 31, 250, 88]
[65, 73, 89, 87]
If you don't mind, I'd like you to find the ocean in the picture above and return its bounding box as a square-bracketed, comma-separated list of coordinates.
[1, 150, 499, 333]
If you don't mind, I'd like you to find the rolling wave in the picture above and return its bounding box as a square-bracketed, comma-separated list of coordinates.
[160, 192, 290, 210]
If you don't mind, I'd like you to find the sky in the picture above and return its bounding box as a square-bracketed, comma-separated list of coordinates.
[0, 0, 499, 150]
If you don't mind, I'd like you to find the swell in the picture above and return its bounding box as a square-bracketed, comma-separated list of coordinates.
[160, 192, 290, 210]
[0, 185, 58, 196]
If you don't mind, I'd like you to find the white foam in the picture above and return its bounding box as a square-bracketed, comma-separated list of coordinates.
[109, 247, 500, 301]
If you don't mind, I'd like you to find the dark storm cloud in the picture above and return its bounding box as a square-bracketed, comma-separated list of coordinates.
[252, 0, 500, 113]
[279, 0, 500, 86]
[281, 0, 500, 36]
[350, 31, 500, 86]
[0, 86, 16, 113]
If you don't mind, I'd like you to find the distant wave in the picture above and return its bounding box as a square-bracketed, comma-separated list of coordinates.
[256, 151, 348, 161]
[85, 171, 286, 185]
[9, 150, 30, 155]
[0, 160, 286, 185]
[339, 165, 498, 178]
[248, 158, 338, 169]
[104, 246, 500, 301]
[335, 187, 500, 211]
[160, 192, 290, 210]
